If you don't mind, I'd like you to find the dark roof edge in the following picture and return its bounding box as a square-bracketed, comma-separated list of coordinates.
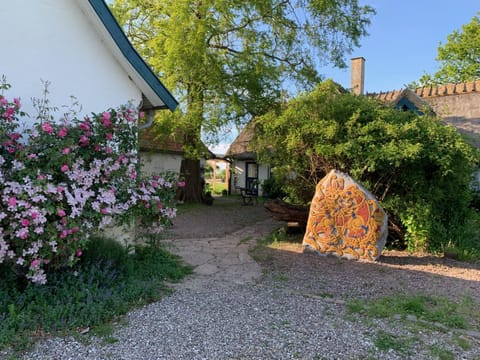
[88, 0, 178, 112]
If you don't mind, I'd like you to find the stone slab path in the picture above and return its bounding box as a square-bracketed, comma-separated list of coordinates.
[161, 199, 279, 290]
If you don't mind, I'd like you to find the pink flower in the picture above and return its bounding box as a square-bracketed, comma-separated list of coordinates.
[57, 127, 68, 138]
[41, 122, 54, 134]
[139, 111, 145, 119]
[61, 164, 69, 172]
[31, 212, 38, 219]
[76, 249, 83, 257]
[130, 171, 137, 179]
[178, 181, 186, 188]
[79, 121, 90, 132]
[21, 218, 30, 227]
[79, 135, 89, 147]
[13, 98, 21, 108]
[57, 209, 66, 217]
[62, 147, 70, 154]
[31, 259, 41, 268]
[9, 132, 20, 140]
[102, 111, 111, 122]
[105, 147, 112, 154]
[95, 145, 101, 151]
[106, 133, 113, 140]
[8, 197, 17, 207]
[3, 107, 15, 120]
[57, 186, 64, 193]
[17, 228, 29, 239]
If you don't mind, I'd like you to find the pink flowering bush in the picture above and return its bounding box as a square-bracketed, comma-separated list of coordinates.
[0, 84, 182, 284]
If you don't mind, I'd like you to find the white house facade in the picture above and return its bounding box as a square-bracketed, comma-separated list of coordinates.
[231, 159, 269, 197]
[225, 122, 270, 197]
[1, 0, 177, 122]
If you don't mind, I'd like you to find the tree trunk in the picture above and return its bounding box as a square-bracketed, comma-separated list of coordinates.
[175, 81, 206, 203]
[263, 199, 309, 227]
[176, 158, 204, 203]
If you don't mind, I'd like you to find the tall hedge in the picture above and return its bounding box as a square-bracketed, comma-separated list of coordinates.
[254, 81, 480, 252]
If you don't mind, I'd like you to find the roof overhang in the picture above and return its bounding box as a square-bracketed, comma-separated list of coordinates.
[76, 0, 178, 112]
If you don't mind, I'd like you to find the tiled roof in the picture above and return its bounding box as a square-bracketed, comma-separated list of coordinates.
[369, 79, 480, 101]
[139, 130, 184, 154]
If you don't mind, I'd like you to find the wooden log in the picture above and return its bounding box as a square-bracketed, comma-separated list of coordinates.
[263, 199, 309, 227]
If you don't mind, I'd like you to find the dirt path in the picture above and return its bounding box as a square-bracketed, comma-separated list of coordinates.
[164, 196, 480, 304]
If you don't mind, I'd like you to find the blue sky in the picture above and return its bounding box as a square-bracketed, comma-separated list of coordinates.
[322, 0, 480, 93]
[211, 1, 480, 154]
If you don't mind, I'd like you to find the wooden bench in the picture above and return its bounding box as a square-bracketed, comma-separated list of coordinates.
[239, 187, 258, 205]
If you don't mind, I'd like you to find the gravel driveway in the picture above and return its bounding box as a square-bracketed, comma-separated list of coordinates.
[20, 197, 480, 359]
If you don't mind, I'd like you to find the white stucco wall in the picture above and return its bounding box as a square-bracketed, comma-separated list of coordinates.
[231, 160, 269, 196]
[140, 152, 182, 176]
[1, 0, 142, 125]
[258, 165, 270, 192]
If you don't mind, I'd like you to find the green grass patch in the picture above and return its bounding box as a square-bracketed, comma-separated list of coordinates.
[454, 335, 472, 351]
[210, 182, 227, 195]
[0, 236, 193, 353]
[346, 294, 478, 332]
[175, 201, 205, 215]
[373, 330, 414, 355]
[249, 227, 303, 263]
[429, 345, 455, 360]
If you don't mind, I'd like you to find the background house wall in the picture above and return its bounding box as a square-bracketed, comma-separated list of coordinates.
[1, 0, 142, 122]
[140, 152, 183, 176]
[427, 92, 480, 121]
[231, 159, 269, 197]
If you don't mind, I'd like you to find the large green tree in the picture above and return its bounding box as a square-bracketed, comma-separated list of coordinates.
[111, 0, 375, 202]
[420, 13, 480, 86]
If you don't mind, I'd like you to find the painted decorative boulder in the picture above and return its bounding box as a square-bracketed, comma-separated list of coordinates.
[303, 170, 388, 261]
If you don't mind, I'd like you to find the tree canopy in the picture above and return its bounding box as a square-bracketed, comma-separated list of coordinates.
[110, 0, 375, 201]
[254, 81, 479, 252]
[420, 13, 480, 86]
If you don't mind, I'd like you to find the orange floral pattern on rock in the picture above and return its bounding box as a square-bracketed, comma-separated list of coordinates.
[303, 174, 386, 261]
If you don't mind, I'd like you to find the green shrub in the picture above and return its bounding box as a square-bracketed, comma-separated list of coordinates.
[255, 81, 480, 254]
[261, 175, 286, 199]
[0, 236, 192, 352]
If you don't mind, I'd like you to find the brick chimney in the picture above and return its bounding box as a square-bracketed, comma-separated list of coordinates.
[350, 57, 365, 95]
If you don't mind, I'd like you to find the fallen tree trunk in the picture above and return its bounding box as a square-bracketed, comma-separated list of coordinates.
[264, 199, 309, 227]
